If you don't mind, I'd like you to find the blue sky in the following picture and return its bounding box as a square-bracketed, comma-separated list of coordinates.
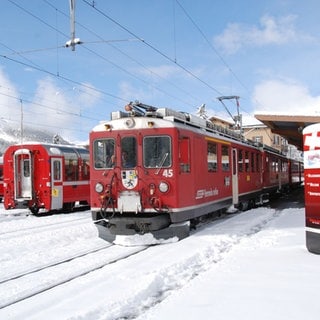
[1, 0, 320, 142]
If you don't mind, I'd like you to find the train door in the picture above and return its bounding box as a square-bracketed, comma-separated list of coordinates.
[14, 149, 33, 200]
[232, 148, 239, 205]
[51, 158, 63, 210]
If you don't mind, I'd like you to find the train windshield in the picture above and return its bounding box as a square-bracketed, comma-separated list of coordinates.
[143, 136, 171, 168]
[121, 137, 137, 168]
[93, 139, 115, 169]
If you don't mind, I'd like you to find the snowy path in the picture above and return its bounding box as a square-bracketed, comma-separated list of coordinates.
[0, 204, 292, 320]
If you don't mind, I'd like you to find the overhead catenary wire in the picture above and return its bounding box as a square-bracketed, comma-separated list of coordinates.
[42, 0, 201, 106]
[2, 0, 261, 136]
[5, 0, 202, 109]
[81, 0, 224, 97]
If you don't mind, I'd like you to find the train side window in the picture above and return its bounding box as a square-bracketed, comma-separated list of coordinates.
[93, 139, 115, 169]
[64, 154, 78, 181]
[282, 160, 288, 172]
[265, 155, 269, 172]
[245, 151, 250, 172]
[121, 136, 137, 168]
[143, 136, 171, 168]
[251, 153, 255, 172]
[272, 157, 278, 172]
[78, 149, 90, 180]
[207, 142, 217, 172]
[222, 145, 230, 171]
[23, 160, 30, 177]
[179, 137, 190, 173]
[256, 153, 260, 172]
[238, 149, 243, 172]
[53, 160, 61, 181]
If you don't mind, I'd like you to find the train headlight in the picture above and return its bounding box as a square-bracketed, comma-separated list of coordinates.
[125, 118, 135, 128]
[159, 182, 169, 193]
[95, 182, 104, 193]
[104, 124, 112, 131]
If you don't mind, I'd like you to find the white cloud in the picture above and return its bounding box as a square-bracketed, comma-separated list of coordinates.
[214, 14, 311, 54]
[0, 69, 21, 121]
[28, 77, 101, 140]
[0, 69, 101, 142]
[252, 78, 320, 115]
[118, 81, 158, 104]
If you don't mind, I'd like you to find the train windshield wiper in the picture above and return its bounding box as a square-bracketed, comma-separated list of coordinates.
[155, 152, 168, 175]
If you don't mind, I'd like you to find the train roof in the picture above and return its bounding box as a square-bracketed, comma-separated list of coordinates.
[5, 142, 88, 157]
[93, 101, 287, 157]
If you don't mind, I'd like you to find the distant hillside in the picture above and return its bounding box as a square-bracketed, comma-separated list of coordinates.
[0, 119, 70, 155]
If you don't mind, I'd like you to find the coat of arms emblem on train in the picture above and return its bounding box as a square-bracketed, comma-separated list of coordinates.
[121, 170, 138, 189]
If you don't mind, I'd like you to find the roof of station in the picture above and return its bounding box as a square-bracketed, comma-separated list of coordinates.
[254, 114, 320, 151]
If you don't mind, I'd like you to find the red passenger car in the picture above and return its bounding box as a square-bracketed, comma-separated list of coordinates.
[90, 102, 302, 242]
[262, 148, 291, 196]
[3, 143, 90, 214]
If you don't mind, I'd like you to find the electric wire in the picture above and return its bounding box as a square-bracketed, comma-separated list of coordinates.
[2, 0, 261, 137]
[42, 0, 201, 106]
[7, 0, 200, 109]
[81, 0, 224, 96]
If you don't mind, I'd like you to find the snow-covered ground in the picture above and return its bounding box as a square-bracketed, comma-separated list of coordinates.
[0, 192, 319, 320]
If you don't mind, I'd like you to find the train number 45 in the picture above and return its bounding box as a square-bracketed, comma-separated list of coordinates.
[163, 169, 173, 177]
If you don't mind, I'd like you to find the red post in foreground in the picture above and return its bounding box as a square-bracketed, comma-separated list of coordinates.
[303, 123, 320, 254]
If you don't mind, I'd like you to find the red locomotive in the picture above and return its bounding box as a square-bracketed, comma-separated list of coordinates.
[3, 143, 90, 214]
[90, 102, 303, 242]
[0, 156, 3, 203]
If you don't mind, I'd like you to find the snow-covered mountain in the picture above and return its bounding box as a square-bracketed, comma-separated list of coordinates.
[0, 119, 70, 155]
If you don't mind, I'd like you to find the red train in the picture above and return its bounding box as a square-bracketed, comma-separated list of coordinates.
[90, 102, 303, 242]
[3, 143, 90, 214]
[0, 156, 3, 203]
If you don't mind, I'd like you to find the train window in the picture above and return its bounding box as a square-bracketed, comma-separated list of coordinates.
[238, 149, 243, 172]
[23, 160, 30, 177]
[93, 139, 115, 169]
[222, 145, 230, 171]
[282, 160, 288, 172]
[251, 153, 255, 172]
[121, 137, 137, 168]
[245, 151, 249, 172]
[78, 149, 90, 180]
[143, 136, 171, 168]
[256, 153, 260, 172]
[53, 160, 61, 181]
[271, 157, 278, 172]
[179, 137, 190, 173]
[64, 152, 78, 181]
[207, 142, 217, 172]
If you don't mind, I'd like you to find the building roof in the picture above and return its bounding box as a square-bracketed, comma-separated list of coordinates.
[254, 114, 320, 150]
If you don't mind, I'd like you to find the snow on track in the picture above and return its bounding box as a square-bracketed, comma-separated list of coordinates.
[0, 207, 279, 319]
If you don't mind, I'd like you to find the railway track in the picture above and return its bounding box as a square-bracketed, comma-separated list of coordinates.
[0, 191, 304, 317]
[0, 215, 90, 239]
[0, 243, 148, 309]
[0, 242, 111, 284]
